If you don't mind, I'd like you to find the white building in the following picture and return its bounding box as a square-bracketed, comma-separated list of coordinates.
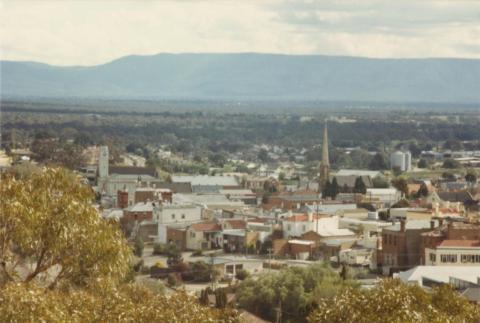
[282, 213, 354, 239]
[155, 203, 202, 225]
[366, 188, 401, 207]
[156, 203, 203, 243]
[99, 174, 157, 206]
[339, 217, 392, 249]
[304, 203, 357, 216]
[390, 151, 412, 172]
[425, 240, 480, 266]
[395, 266, 480, 288]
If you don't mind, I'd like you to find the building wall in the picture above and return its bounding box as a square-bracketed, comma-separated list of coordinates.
[382, 227, 433, 270]
[272, 239, 288, 256]
[186, 228, 204, 250]
[425, 247, 480, 266]
[420, 235, 444, 264]
[283, 216, 339, 238]
[289, 243, 314, 259]
[157, 205, 202, 225]
[448, 226, 480, 240]
[137, 223, 157, 242]
[382, 230, 405, 268]
[123, 210, 153, 222]
[135, 190, 154, 204]
[167, 227, 187, 250]
[117, 190, 129, 209]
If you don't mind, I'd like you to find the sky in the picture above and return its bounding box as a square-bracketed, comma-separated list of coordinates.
[1, 0, 480, 66]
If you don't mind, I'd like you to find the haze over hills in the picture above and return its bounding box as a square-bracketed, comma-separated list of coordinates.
[2, 53, 480, 104]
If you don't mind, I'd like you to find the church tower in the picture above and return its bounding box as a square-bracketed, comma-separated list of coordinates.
[98, 146, 109, 178]
[319, 122, 330, 193]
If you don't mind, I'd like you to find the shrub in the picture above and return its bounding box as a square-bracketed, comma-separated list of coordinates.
[192, 250, 204, 257]
[235, 269, 250, 281]
[167, 273, 180, 287]
[153, 243, 167, 255]
[153, 261, 166, 269]
[133, 236, 144, 257]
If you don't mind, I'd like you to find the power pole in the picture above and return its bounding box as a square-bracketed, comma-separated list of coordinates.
[268, 248, 272, 272]
[210, 253, 215, 290]
[275, 299, 282, 323]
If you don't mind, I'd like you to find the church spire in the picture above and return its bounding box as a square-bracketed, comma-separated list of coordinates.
[319, 122, 330, 193]
[322, 123, 329, 166]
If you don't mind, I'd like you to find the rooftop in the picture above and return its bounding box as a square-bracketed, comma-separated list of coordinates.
[190, 222, 222, 232]
[109, 166, 156, 177]
[395, 266, 480, 286]
[288, 239, 315, 245]
[336, 169, 381, 177]
[437, 240, 480, 248]
[284, 214, 329, 222]
[385, 220, 438, 232]
[172, 175, 239, 187]
[128, 202, 154, 213]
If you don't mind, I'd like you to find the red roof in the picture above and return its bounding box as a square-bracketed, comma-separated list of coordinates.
[226, 219, 247, 229]
[438, 240, 480, 248]
[190, 222, 222, 232]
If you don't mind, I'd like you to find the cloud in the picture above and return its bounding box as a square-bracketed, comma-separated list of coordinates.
[0, 0, 479, 65]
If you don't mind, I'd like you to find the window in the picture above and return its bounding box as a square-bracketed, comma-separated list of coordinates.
[440, 254, 457, 263]
[393, 236, 397, 246]
[287, 225, 291, 231]
[302, 225, 306, 231]
[190, 232, 195, 238]
[226, 265, 234, 274]
[181, 214, 185, 219]
[171, 213, 175, 219]
[461, 254, 480, 263]
[429, 253, 436, 262]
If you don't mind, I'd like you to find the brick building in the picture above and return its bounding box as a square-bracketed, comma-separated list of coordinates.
[122, 202, 154, 222]
[420, 221, 480, 264]
[381, 219, 438, 273]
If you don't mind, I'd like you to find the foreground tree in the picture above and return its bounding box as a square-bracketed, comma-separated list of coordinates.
[308, 279, 480, 323]
[0, 282, 239, 322]
[0, 168, 130, 287]
[0, 168, 237, 322]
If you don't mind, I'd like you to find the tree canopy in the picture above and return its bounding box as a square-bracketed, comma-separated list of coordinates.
[0, 168, 130, 288]
[308, 279, 480, 323]
[237, 263, 357, 322]
[353, 177, 367, 194]
[0, 281, 239, 322]
[0, 168, 237, 322]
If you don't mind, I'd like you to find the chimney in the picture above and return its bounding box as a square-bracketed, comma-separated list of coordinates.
[400, 219, 406, 232]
